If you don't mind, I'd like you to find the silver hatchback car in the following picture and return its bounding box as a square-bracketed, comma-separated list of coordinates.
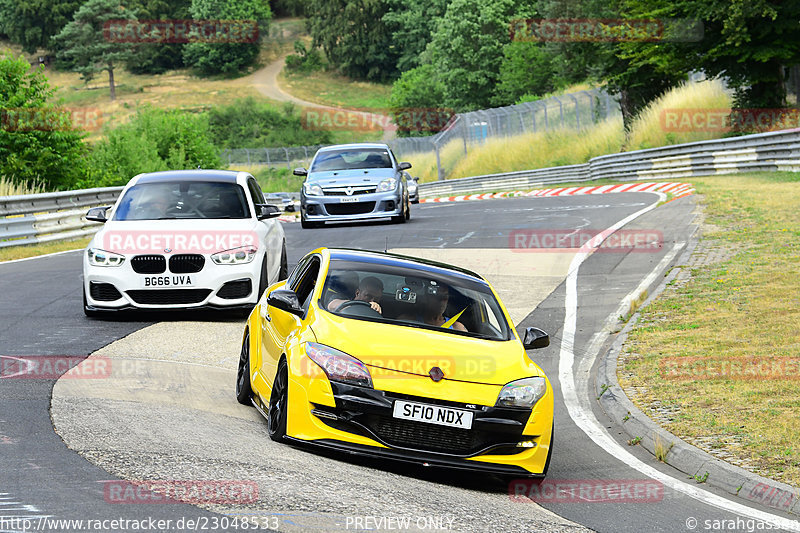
[295, 143, 412, 229]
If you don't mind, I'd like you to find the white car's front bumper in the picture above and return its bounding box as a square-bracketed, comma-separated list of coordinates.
[83, 251, 263, 311]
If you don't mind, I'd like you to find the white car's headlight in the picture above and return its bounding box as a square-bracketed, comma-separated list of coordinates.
[304, 183, 323, 196]
[496, 377, 546, 408]
[378, 178, 397, 192]
[305, 342, 373, 388]
[211, 246, 258, 265]
[87, 248, 125, 267]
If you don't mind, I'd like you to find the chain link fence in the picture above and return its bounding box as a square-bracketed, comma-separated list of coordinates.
[220, 89, 620, 180]
[219, 145, 326, 169]
[388, 89, 620, 180]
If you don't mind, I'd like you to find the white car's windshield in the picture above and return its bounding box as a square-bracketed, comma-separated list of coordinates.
[321, 259, 513, 341]
[310, 149, 393, 172]
[113, 181, 250, 221]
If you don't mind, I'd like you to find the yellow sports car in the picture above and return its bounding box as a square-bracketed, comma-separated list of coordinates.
[236, 247, 554, 477]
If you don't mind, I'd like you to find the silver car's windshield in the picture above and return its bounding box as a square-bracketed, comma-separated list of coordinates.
[113, 181, 251, 221]
[311, 149, 393, 172]
[321, 259, 513, 341]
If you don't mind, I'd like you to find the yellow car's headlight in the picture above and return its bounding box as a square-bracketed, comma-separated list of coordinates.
[496, 377, 546, 408]
[87, 248, 125, 267]
[305, 342, 373, 388]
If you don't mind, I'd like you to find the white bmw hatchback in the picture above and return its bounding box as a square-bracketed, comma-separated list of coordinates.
[82, 170, 287, 316]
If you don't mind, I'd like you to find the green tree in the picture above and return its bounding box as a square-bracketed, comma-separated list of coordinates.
[0, 0, 82, 53]
[270, 0, 305, 17]
[0, 53, 89, 190]
[182, 0, 271, 75]
[52, 0, 136, 101]
[125, 0, 190, 74]
[492, 41, 562, 106]
[305, 0, 399, 81]
[88, 106, 221, 187]
[620, 0, 800, 109]
[388, 64, 449, 136]
[429, 0, 516, 111]
[382, 0, 448, 73]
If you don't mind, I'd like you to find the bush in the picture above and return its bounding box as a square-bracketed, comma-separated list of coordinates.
[284, 41, 324, 73]
[86, 106, 221, 187]
[0, 53, 89, 190]
[207, 97, 332, 149]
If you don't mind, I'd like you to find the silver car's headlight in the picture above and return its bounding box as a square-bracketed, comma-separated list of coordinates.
[495, 377, 546, 408]
[304, 183, 323, 196]
[87, 248, 125, 267]
[378, 178, 397, 192]
[211, 246, 258, 265]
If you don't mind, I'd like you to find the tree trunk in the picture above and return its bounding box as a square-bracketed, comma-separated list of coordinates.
[108, 62, 116, 101]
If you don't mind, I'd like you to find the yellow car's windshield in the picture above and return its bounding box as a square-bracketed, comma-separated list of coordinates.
[320, 259, 513, 341]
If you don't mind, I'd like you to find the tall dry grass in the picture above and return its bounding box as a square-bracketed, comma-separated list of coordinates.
[448, 116, 624, 180]
[625, 79, 732, 150]
[0, 177, 44, 197]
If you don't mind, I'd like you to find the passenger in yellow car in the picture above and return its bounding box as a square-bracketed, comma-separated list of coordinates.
[327, 276, 384, 314]
[399, 283, 467, 331]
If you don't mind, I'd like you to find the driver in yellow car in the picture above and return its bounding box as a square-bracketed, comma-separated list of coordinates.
[327, 276, 384, 314]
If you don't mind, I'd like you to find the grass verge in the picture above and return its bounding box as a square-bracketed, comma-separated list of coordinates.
[280, 69, 392, 111]
[619, 171, 800, 486]
[0, 237, 91, 262]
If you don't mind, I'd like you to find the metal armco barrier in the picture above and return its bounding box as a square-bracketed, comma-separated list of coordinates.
[418, 128, 800, 197]
[2, 129, 799, 249]
[0, 187, 123, 249]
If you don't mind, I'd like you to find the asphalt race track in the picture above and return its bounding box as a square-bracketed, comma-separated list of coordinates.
[2, 193, 798, 532]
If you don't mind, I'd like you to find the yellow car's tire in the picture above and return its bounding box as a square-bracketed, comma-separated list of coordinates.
[268, 358, 289, 442]
[235, 331, 254, 406]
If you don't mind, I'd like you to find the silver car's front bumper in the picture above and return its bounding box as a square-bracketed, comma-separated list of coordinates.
[302, 191, 402, 222]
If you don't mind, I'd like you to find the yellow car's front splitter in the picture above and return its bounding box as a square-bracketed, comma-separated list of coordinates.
[278, 365, 554, 477]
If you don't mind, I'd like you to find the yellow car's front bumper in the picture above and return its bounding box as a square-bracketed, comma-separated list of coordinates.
[273, 353, 554, 477]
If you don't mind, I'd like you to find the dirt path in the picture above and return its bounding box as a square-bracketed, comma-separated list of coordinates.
[247, 55, 396, 141]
